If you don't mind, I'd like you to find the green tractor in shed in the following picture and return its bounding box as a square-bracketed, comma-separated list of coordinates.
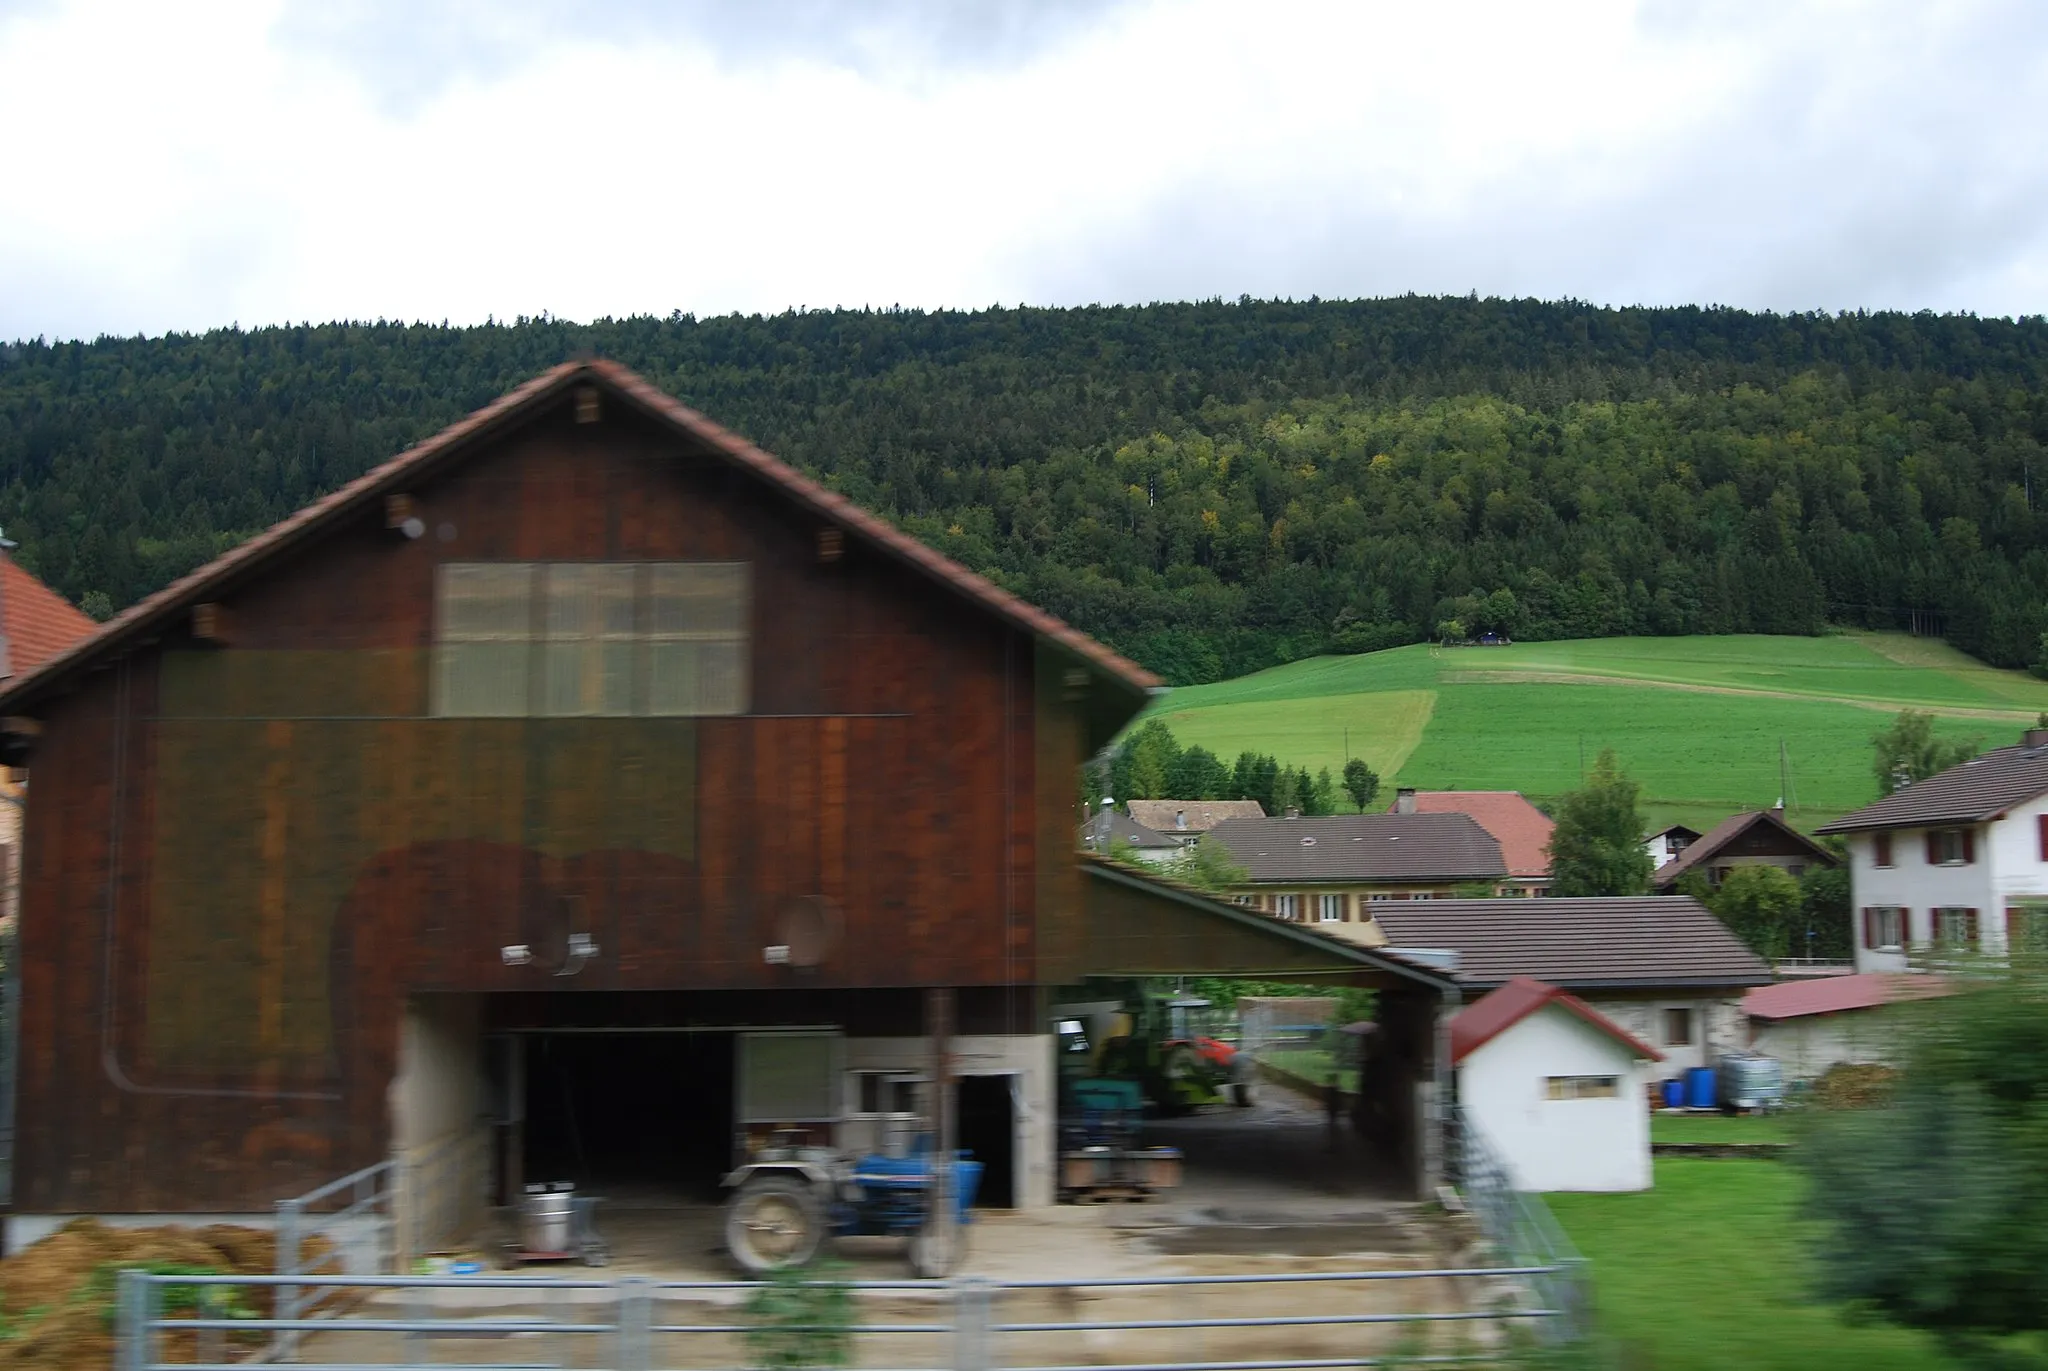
[1059, 985, 1253, 1116]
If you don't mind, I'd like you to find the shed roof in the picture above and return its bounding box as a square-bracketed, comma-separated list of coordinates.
[1126, 799, 1267, 834]
[1389, 791, 1554, 879]
[1742, 972, 1954, 1021]
[1651, 808, 1837, 887]
[1450, 977, 1663, 1065]
[1817, 739, 2048, 834]
[1206, 813, 1506, 884]
[1369, 895, 1773, 990]
[0, 360, 1160, 721]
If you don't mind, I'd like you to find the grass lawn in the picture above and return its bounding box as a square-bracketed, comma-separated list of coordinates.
[1649, 1112, 1793, 1144]
[1258, 1047, 1359, 1095]
[1547, 1159, 1948, 1371]
[1145, 633, 2026, 830]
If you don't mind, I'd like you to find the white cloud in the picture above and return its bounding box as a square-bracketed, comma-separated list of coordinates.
[0, 0, 2043, 340]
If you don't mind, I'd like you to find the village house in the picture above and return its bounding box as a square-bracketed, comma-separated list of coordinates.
[1123, 799, 1266, 848]
[0, 549, 97, 929]
[1335, 895, 1773, 1075]
[1205, 811, 1510, 918]
[1077, 806, 1180, 864]
[0, 361, 1460, 1251]
[1451, 978, 1662, 1192]
[1643, 823, 1702, 870]
[1385, 789, 1554, 896]
[1648, 807, 1838, 893]
[1817, 727, 2048, 972]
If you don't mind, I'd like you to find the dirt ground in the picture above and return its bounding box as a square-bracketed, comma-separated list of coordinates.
[293, 1089, 1517, 1369]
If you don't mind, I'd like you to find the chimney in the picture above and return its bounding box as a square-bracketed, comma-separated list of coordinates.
[1285, 807, 1301, 819]
[2026, 729, 2048, 750]
[1174, 810, 1187, 830]
[1395, 788, 1417, 815]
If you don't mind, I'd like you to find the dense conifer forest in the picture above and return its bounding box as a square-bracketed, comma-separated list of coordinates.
[3, 297, 2046, 682]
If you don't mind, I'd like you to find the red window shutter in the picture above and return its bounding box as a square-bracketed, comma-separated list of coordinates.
[1963, 829, 1977, 864]
[1925, 832, 1940, 865]
[2039, 816, 2048, 861]
[1874, 832, 1892, 867]
[1967, 908, 1980, 943]
[1341, 893, 1353, 922]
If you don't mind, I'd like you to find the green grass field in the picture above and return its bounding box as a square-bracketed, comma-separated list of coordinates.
[1146, 633, 2042, 831]
[1548, 1159, 1947, 1371]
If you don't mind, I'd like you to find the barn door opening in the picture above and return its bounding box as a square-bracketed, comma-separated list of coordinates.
[956, 1073, 1016, 1209]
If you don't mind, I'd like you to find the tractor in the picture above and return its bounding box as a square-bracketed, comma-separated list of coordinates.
[722, 1131, 983, 1278]
[1056, 986, 1254, 1116]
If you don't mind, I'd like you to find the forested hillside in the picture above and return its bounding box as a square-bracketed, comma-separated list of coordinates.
[4, 298, 2047, 682]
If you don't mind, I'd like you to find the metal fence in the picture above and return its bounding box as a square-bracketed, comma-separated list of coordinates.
[117, 1261, 1586, 1371]
[1447, 1107, 1590, 1342]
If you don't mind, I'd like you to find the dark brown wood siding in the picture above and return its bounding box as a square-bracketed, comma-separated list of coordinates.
[13, 403, 1073, 1212]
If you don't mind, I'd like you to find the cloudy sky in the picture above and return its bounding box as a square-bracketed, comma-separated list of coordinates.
[2, 0, 2044, 341]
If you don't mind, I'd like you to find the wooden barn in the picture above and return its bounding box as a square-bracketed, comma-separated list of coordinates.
[0, 361, 1453, 1249]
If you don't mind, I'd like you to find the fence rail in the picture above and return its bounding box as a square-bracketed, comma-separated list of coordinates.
[117, 1261, 1584, 1371]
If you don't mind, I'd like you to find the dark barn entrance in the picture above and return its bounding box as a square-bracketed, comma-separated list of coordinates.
[956, 1075, 1017, 1208]
[521, 1031, 737, 1201]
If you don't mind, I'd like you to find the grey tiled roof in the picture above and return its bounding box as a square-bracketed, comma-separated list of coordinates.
[1817, 741, 2048, 834]
[1079, 810, 1180, 851]
[1206, 813, 1505, 883]
[1369, 896, 1773, 990]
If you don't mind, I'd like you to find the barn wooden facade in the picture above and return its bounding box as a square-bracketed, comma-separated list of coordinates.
[0, 362, 1451, 1235]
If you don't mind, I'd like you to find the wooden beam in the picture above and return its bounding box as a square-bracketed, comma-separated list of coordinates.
[191, 603, 230, 645]
[574, 385, 602, 424]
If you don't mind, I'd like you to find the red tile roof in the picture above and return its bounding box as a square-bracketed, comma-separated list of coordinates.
[1392, 791, 1554, 879]
[0, 558, 95, 677]
[0, 360, 1161, 714]
[1742, 972, 1953, 1021]
[1451, 976, 1664, 1065]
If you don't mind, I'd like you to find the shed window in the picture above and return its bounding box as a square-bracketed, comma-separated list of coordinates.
[1545, 1076, 1619, 1101]
[433, 562, 749, 717]
[1663, 1007, 1694, 1046]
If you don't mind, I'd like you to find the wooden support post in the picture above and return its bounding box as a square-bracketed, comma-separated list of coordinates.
[925, 987, 957, 1274]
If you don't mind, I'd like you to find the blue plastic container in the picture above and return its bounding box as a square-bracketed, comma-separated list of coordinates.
[1660, 1078, 1684, 1109]
[1684, 1066, 1716, 1110]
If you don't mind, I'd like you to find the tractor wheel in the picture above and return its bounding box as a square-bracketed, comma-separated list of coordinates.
[725, 1175, 825, 1272]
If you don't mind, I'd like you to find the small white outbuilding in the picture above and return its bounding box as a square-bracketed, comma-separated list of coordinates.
[1452, 976, 1664, 1193]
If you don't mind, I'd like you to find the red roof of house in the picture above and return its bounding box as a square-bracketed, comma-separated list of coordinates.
[0, 557, 95, 677]
[0, 360, 1161, 715]
[1450, 975, 1664, 1065]
[1742, 972, 1953, 1021]
[1392, 791, 1554, 879]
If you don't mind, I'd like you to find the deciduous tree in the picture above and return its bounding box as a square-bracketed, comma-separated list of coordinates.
[1545, 749, 1653, 897]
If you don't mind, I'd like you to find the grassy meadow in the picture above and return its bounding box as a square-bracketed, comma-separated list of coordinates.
[1145, 633, 2044, 831]
[1548, 1159, 1947, 1371]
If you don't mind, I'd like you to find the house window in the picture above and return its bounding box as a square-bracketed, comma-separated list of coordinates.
[1862, 906, 1906, 951]
[1926, 828, 1975, 867]
[1545, 1076, 1620, 1101]
[1934, 906, 1979, 946]
[1873, 833, 1894, 867]
[433, 562, 750, 717]
[1663, 1008, 1694, 1047]
[1318, 893, 1345, 923]
[2010, 904, 2048, 957]
[1273, 894, 1300, 921]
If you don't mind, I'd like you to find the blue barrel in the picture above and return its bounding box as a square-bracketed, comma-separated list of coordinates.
[1660, 1078, 1684, 1109]
[1685, 1066, 1716, 1110]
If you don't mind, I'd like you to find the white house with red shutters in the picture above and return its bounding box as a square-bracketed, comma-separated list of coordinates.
[1818, 727, 2048, 972]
